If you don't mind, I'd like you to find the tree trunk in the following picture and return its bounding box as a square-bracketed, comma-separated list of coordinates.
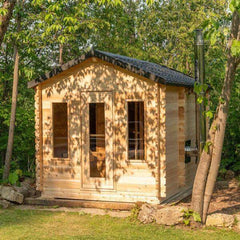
[202, 11, 240, 223]
[3, 45, 19, 180]
[2, 1, 20, 180]
[0, 0, 16, 47]
[191, 126, 215, 219]
[59, 44, 63, 65]
[191, 10, 240, 223]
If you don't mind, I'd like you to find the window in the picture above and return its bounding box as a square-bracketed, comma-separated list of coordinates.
[89, 103, 106, 178]
[185, 140, 191, 164]
[128, 101, 144, 160]
[53, 103, 68, 158]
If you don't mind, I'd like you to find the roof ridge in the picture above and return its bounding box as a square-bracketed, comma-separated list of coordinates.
[94, 49, 194, 80]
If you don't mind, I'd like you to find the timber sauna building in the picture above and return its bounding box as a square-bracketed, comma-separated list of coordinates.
[28, 49, 198, 204]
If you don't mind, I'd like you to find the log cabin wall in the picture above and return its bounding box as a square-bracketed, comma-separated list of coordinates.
[165, 87, 197, 199]
[165, 86, 181, 198]
[39, 57, 161, 203]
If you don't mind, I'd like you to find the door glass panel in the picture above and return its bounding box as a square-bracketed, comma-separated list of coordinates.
[128, 102, 144, 160]
[89, 103, 106, 178]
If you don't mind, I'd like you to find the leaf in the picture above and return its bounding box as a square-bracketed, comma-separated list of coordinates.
[193, 212, 202, 222]
[206, 110, 214, 119]
[231, 40, 240, 56]
[183, 219, 190, 226]
[8, 172, 19, 185]
[0, 8, 8, 16]
[204, 141, 212, 153]
[229, 0, 240, 13]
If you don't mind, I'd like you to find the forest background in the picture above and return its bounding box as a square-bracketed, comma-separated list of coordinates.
[0, 0, 239, 181]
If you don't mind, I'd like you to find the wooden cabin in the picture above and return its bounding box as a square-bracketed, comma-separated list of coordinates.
[28, 49, 198, 204]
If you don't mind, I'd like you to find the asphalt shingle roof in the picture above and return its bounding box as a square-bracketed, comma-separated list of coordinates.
[28, 48, 195, 88]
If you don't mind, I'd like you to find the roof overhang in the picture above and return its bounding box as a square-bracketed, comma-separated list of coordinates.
[28, 48, 195, 89]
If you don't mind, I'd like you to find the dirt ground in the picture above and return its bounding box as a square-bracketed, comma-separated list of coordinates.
[179, 178, 240, 215]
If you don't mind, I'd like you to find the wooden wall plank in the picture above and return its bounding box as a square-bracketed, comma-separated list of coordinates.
[40, 57, 160, 203]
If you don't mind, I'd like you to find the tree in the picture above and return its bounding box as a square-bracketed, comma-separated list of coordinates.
[2, 0, 20, 180]
[191, 3, 240, 223]
[0, 0, 16, 47]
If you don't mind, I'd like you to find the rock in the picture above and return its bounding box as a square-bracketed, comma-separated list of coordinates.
[138, 203, 157, 224]
[22, 177, 35, 185]
[228, 179, 239, 189]
[215, 181, 229, 190]
[1, 186, 24, 204]
[14, 182, 36, 198]
[0, 199, 11, 209]
[14, 186, 31, 198]
[225, 170, 235, 180]
[155, 206, 187, 226]
[206, 213, 234, 227]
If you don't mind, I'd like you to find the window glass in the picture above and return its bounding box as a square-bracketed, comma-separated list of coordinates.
[89, 103, 106, 177]
[53, 103, 68, 158]
[185, 140, 191, 164]
[128, 102, 144, 160]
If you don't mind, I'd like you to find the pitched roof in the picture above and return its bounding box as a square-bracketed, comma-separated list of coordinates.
[28, 48, 195, 88]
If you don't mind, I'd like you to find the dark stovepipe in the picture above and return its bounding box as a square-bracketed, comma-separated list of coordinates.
[195, 29, 206, 157]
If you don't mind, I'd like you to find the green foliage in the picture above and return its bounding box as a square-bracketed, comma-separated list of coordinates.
[182, 209, 202, 225]
[128, 204, 140, 222]
[192, 212, 202, 222]
[230, 0, 240, 13]
[8, 169, 22, 185]
[204, 141, 213, 153]
[231, 40, 240, 56]
[0, 8, 8, 16]
[0, 0, 239, 179]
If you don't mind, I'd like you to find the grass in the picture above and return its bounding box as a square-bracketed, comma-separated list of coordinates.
[0, 208, 239, 240]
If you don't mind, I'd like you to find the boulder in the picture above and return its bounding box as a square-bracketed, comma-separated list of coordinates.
[138, 203, 157, 224]
[225, 170, 235, 180]
[0, 199, 11, 209]
[14, 186, 31, 198]
[14, 182, 36, 198]
[22, 177, 35, 185]
[1, 186, 24, 204]
[206, 213, 234, 227]
[155, 206, 187, 226]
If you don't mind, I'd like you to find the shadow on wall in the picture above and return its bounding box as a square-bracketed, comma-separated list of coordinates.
[41, 61, 160, 192]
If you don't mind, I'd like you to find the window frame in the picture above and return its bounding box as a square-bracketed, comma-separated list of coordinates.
[51, 101, 70, 160]
[126, 99, 146, 163]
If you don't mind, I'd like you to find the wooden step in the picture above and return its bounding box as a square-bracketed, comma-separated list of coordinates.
[24, 197, 136, 210]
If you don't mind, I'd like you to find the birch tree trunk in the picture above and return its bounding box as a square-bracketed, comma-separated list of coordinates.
[0, 0, 16, 47]
[191, 10, 240, 223]
[202, 10, 240, 223]
[2, 1, 20, 180]
[3, 45, 19, 180]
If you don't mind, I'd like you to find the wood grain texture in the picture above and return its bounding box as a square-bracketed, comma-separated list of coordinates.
[34, 57, 196, 203]
[35, 85, 43, 191]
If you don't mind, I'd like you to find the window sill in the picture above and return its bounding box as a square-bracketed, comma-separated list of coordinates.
[51, 158, 70, 162]
[127, 159, 145, 164]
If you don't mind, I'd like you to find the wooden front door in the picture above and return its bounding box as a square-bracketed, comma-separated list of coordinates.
[81, 92, 114, 189]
